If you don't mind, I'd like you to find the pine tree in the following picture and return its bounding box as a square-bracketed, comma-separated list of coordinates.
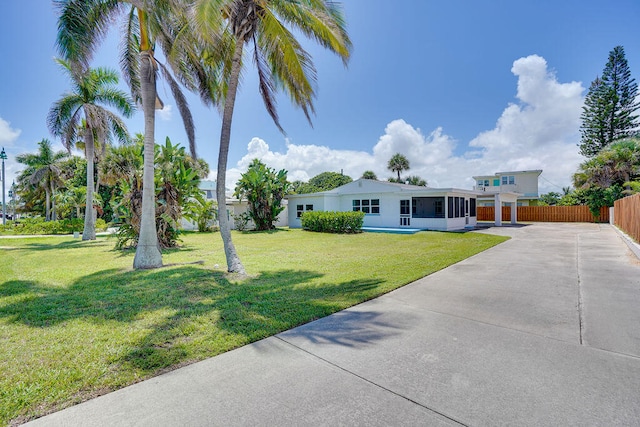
[580, 46, 639, 157]
[579, 77, 609, 157]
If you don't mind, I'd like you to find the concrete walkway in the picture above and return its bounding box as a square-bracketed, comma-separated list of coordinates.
[24, 223, 640, 426]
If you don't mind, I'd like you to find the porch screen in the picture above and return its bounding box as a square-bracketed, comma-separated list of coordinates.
[412, 197, 445, 218]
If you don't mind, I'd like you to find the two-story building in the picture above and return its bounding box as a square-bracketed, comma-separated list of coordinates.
[472, 170, 542, 207]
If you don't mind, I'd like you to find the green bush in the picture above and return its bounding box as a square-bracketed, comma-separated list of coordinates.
[2, 217, 87, 235]
[301, 211, 365, 233]
[95, 218, 108, 231]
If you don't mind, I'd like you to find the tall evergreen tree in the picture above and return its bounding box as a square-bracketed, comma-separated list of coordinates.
[580, 46, 639, 157]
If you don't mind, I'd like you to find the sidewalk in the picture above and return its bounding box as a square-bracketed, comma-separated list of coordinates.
[23, 223, 640, 426]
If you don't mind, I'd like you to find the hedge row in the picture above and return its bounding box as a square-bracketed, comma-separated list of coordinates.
[301, 211, 365, 233]
[0, 217, 108, 235]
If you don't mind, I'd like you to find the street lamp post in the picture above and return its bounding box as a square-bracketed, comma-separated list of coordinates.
[0, 148, 6, 226]
[10, 181, 15, 221]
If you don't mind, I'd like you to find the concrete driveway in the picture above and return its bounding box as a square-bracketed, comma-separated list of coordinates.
[24, 223, 640, 426]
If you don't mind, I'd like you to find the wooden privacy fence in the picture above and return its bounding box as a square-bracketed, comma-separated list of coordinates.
[477, 206, 610, 223]
[614, 194, 640, 243]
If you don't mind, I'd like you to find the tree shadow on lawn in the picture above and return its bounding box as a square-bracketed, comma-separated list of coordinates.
[20, 239, 110, 251]
[0, 266, 384, 373]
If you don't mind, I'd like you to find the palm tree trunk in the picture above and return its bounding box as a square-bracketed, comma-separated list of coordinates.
[83, 126, 97, 240]
[51, 180, 57, 221]
[45, 186, 51, 221]
[217, 40, 246, 274]
[133, 48, 162, 269]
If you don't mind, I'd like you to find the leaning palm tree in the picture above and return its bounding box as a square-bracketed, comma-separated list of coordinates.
[191, 0, 352, 273]
[55, 0, 201, 268]
[388, 153, 410, 181]
[48, 58, 134, 240]
[15, 139, 69, 221]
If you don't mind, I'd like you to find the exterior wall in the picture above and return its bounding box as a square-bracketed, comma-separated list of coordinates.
[474, 170, 541, 204]
[287, 195, 331, 228]
[287, 185, 478, 231]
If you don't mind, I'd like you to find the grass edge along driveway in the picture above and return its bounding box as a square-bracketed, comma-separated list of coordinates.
[0, 229, 508, 426]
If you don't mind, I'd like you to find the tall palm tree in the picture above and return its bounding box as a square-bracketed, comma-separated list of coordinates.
[48, 58, 134, 240]
[55, 0, 200, 268]
[15, 139, 69, 221]
[388, 153, 410, 181]
[191, 0, 352, 273]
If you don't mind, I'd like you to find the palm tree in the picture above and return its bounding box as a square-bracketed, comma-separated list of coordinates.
[15, 139, 69, 221]
[48, 58, 134, 240]
[192, 0, 352, 273]
[55, 0, 200, 268]
[405, 175, 427, 186]
[388, 153, 410, 181]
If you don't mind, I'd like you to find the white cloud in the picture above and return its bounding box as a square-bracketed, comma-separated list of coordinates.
[222, 55, 585, 194]
[0, 117, 21, 145]
[158, 104, 172, 121]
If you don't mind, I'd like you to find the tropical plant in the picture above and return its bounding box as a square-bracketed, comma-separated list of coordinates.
[15, 139, 69, 221]
[155, 137, 206, 247]
[580, 46, 640, 157]
[405, 175, 428, 186]
[388, 153, 410, 181]
[102, 137, 206, 249]
[574, 138, 640, 190]
[361, 170, 377, 180]
[234, 159, 289, 231]
[55, 0, 200, 268]
[187, 196, 218, 232]
[47, 58, 134, 240]
[190, 0, 352, 273]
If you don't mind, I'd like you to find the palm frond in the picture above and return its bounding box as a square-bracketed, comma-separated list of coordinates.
[55, 0, 123, 65]
[157, 60, 197, 158]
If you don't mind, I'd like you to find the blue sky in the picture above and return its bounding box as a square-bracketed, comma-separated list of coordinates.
[1, 1, 640, 194]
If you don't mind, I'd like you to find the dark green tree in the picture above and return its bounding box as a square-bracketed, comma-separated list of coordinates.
[234, 159, 289, 231]
[580, 46, 639, 157]
[539, 192, 561, 206]
[308, 172, 353, 191]
[361, 170, 377, 180]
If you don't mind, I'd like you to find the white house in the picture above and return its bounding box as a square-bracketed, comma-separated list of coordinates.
[286, 179, 481, 231]
[473, 170, 542, 206]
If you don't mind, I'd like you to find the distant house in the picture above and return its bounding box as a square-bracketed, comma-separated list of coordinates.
[286, 179, 480, 231]
[472, 170, 542, 207]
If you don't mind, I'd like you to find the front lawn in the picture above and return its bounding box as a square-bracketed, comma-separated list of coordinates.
[0, 229, 508, 425]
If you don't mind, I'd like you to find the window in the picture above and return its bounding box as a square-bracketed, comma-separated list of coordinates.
[297, 204, 313, 218]
[448, 197, 467, 218]
[477, 179, 490, 187]
[501, 175, 515, 185]
[470, 198, 477, 217]
[412, 197, 445, 218]
[206, 190, 214, 199]
[400, 199, 410, 215]
[353, 199, 380, 214]
[371, 199, 380, 214]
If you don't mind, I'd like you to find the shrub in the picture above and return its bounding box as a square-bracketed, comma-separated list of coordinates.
[301, 211, 365, 233]
[95, 218, 108, 231]
[6, 217, 85, 235]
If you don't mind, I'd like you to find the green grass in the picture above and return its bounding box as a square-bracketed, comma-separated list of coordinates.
[0, 229, 508, 425]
